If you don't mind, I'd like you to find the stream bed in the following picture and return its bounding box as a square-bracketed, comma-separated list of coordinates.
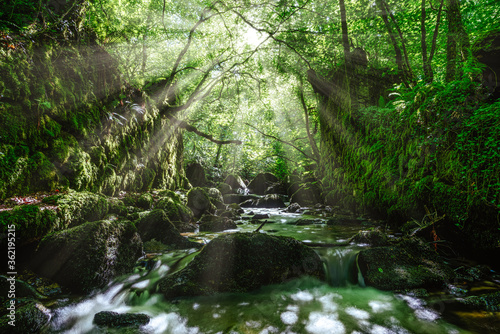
[46, 208, 499, 333]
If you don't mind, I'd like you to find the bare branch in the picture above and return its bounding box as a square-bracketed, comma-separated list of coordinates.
[245, 122, 318, 163]
[169, 116, 242, 145]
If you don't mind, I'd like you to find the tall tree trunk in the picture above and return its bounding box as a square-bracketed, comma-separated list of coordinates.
[446, 0, 470, 81]
[376, 0, 405, 82]
[339, 0, 350, 61]
[299, 85, 321, 162]
[421, 0, 433, 82]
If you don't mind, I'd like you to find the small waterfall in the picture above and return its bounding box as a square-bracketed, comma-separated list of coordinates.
[320, 247, 364, 287]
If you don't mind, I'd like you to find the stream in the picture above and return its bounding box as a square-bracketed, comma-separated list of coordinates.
[46, 208, 495, 333]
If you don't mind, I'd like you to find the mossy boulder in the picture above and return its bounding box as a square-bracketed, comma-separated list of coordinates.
[223, 174, 247, 192]
[206, 187, 225, 210]
[93, 311, 150, 328]
[247, 172, 279, 195]
[135, 210, 200, 250]
[157, 232, 325, 298]
[108, 198, 128, 216]
[0, 301, 50, 334]
[290, 183, 322, 207]
[0, 205, 60, 244]
[156, 196, 193, 222]
[185, 162, 207, 187]
[30, 220, 142, 293]
[136, 193, 154, 210]
[348, 229, 390, 246]
[155, 196, 195, 232]
[187, 187, 215, 218]
[56, 191, 109, 228]
[218, 182, 233, 195]
[250, 194, 286, 208]
[198, 215, 237, 232]
[357, 237, 455, 291]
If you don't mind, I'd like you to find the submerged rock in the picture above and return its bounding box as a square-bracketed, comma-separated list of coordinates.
[136, 210, 200, 249]
[158, 233, 324, 298]
[94, 311, 150, 328]
[30, 220, 142, 293]
[357, 237, 455, 291]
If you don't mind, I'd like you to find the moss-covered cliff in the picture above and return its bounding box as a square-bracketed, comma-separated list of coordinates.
[0, 3, 187, 200]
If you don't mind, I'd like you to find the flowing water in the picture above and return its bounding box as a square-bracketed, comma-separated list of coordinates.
[46, 208, 496, 333]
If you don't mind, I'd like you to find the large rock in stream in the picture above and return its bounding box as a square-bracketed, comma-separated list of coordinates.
[136, 210, 201, 249]
[30, 220, 142, 293]
[357, 237, 455, 291]
[158, 233, 325, 298]
[247, 172, 279, 195]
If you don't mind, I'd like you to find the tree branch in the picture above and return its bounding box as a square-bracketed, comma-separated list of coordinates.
[245, 123, 318, 163]
[169, 116, 242, 145]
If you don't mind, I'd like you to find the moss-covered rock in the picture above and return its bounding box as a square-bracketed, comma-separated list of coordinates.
[198, 215, 237, 232]
[247, 172, 278, 195]
[250, 194, 286, 208]
[108, 198, 128, 216]
[135, 210, 200, 250]
[206, 187, 225, 210]
[0, 301, 50, 334]
[157, 232, 325, 298]
[56, 191, 109, 228]
[357, 237, 455, 291]
[348, 229, 390, 246]
[185, 162, 207, 188]
[218, 182, 233, 195]
[93, 311, 150, 328]
[223, 174, 247, 192]
[187, 187, 215, 218]
[290, 183, 322, 207]
[0, 205, 60, 244]
[136, 193, 153, 210]
[30, 220, 142, 293]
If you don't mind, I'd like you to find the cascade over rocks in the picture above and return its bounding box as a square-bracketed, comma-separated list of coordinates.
[158, 233, 325, 298]
[136, 210, 200, 249]
[357, 237, 455, 291]
[30, 220, 142, 293]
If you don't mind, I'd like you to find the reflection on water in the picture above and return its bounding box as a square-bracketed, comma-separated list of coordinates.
[47, 208, 477, 333]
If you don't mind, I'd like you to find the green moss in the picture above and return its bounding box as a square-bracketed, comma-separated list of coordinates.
[56, 191, 109, 228]
[0, 205, 60, 243]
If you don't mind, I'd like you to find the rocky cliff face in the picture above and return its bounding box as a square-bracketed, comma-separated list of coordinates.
[0, 18, 187, 199]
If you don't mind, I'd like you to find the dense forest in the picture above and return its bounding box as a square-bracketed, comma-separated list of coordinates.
[0, 0, 499, 333]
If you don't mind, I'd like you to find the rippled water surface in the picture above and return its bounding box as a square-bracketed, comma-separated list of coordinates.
[47, 208, 496, 333]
